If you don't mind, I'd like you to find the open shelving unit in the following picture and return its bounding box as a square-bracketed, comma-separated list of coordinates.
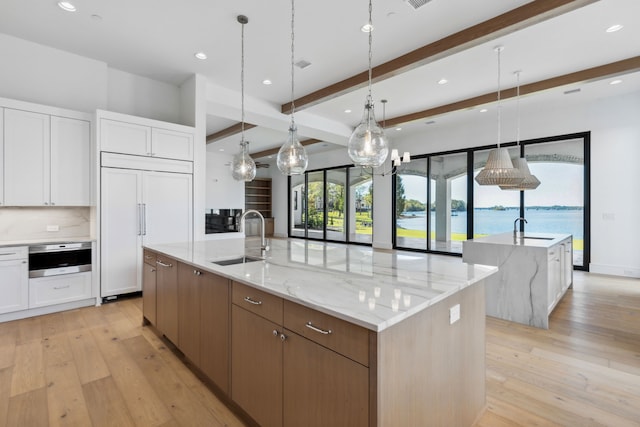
[245, 178, 274, 236]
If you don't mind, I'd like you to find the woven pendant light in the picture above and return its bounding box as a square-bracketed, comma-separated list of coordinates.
[475, 46, 524, 186]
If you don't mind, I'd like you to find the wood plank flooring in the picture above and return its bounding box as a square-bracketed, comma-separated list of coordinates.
[0, 271, 638, 426]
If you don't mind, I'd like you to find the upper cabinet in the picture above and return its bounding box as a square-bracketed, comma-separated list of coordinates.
[3, 107, 91, 206]
[100, 118, 193, 161]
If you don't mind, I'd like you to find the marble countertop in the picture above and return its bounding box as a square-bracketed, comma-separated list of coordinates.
[465, 232, 572, 248]
[0, 236, 95, 248]
[144, 238, 497, 332]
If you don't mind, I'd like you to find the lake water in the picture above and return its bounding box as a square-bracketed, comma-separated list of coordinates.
[398, 207, 584, 239]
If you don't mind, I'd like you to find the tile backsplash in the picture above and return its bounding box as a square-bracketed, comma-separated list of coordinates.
[0, 207, 91, 242]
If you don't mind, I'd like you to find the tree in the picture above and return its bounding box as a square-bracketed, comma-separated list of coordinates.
[396, 176, 406, 217]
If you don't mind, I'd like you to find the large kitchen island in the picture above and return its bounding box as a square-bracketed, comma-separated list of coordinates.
[142, 238, 497, 427]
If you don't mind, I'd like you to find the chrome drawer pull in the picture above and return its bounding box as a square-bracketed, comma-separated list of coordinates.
[243, 296, 262, 305]
[156, 260, 172, 267]
[306, 322, 332, 335]
[53, 285, 71, 290]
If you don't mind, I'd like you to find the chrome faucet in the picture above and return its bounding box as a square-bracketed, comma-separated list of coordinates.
[514, 217, 527, 238]
[240, 209, 269, 257]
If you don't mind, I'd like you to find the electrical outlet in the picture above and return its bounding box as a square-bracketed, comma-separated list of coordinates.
[46, 225, 59, 232]
[449, 304, 460, 325]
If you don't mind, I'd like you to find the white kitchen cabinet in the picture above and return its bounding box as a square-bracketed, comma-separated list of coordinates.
[0, 107, 4, 206]
[100, 118, 193, 161]
[4, 109, 50, 206]
[0, 246, 29, 315]
[100, 164, 192, 298]
[29, 272, 92, 308]
[3, 108, 90, 206]
[50, 116, 91, 205]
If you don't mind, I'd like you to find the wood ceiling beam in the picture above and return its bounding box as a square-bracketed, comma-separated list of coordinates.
[250, 139, 322, 160]
[206, 122, 256, 144]
[383, 55, 640, 128]
[280, 0, 598, 114]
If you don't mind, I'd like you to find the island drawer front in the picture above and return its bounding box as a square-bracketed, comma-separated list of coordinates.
[232, 281, 283, 325]
[143, 249, 157, 266]
[283, 300, 369, 367]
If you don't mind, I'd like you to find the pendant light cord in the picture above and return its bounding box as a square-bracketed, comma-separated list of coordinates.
[289, 0, 296, 128]
[516, 71, 521, 148]
[496, 46, 502, 148]
[367, 0, 373, 105]
[240, 18, 246, 147]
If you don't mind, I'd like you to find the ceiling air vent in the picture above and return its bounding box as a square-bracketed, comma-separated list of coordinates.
[403, 0, 433, 10]
[295, 59, 311, 69]
[564, 88, 581, 95]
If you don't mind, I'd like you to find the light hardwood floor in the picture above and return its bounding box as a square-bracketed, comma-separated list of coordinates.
[0, 271, 638, 426]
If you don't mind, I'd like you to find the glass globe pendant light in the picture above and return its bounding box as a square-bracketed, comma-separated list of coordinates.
[231, 15, 257, 182]
[347, 0, 389, 169]
[475, 46, 524, 186]
[277, 0, 308, 175]
[500, 71, 541, 190]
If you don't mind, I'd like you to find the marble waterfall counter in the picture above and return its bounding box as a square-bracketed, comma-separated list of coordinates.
[144, 237, 497, 332]
[463, 232, 573, 329]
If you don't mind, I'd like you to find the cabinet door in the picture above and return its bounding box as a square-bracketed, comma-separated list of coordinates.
[151, 128, 193, 161]
[142, 261, 157, 325]
[28, 272, 92, 308]
[4, 108, 50, 205]
[178, 262, 201, 365]
[100, 119, 150, 156]
[100, 168, 143, 297]
[156, 255, 178, 344]
[50, 116, 91, 206]
[0, 259, 29, 314]
[232, 305, 283, 427]
[0, 108, 4, 205]
[142, 171, 193, 245]
[200, 271, 230, 393]
[283, 331, 369, 427]
[563, 240, 573, 290]
[547, 249, 562, 311]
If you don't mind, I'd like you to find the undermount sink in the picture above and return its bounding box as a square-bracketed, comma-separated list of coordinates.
[212, 256, 264, 266]
[522, 236, 554, 241]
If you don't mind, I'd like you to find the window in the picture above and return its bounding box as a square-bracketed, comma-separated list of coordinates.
[288, 166, 373, 245]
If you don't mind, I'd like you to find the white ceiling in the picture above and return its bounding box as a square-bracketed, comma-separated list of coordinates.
[1, 0, 639, 157]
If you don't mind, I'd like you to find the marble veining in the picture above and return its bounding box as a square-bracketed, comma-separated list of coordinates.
[145, 238, 497, 332]
[0, 207, 91, 245]
[463, 232, 573, 329]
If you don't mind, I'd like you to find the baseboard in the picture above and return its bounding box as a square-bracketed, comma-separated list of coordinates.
[589, 263, 640, 278]
[0, 298, 97, 323]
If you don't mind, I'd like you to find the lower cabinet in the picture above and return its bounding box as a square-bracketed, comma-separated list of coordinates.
[177, 262, 231, 393]
[230, 281, 370, 427]
[142, 250, 157, 325]
[155, 254, 178, 343]
[29, 272, 92, 308]
[0, 247, 29, 315]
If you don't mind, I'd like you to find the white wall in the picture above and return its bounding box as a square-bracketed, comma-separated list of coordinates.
[108, 68, 182, 123]
[0, 33, 108, 113]
[206, 152, 245, 211]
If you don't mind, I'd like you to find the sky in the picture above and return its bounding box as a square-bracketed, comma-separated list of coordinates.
[401, 163, 584, 208]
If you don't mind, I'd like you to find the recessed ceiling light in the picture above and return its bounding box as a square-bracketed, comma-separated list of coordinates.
[219, 148, 225, 152]
[344, 109, 352, 114]
[262, 79, 272, 85]
[58, 1, 76, 12]
[194, 52, 207, 60]
[361, 23, 374, 33]
[480, 108, 488, 113]
[606, 24, 623, 33]
[395, 127, 402, 131]
[610, 79, 622, 85]
[438, 78, 448, 85]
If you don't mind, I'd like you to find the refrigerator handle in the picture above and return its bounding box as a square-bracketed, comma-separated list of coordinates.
[142, 203, 147, 236]
[137, 204, 142, 236]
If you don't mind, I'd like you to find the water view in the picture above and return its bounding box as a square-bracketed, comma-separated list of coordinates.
[397, 207, 584, 240]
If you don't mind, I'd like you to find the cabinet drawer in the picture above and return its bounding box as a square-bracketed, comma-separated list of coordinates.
[284, 300, 369, 367]
[29, 272, 92, 308]
[143, 249, 157, 266]
[232, 281, 283, 325]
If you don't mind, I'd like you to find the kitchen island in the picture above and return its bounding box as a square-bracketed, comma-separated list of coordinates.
[143, 238, 497, 427]
[463, 232, 573, 329]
